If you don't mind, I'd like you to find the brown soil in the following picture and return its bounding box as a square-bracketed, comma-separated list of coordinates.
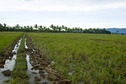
[26, 34, 71, 84]
[0, 34, 23, 68]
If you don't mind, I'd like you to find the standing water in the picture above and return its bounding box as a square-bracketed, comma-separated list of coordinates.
[25, 38, 51, 84]
[0, 38, 22, 84]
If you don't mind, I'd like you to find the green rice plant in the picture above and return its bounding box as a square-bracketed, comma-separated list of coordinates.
[28, 33, 126, 83]
[0, 32, 22, 52]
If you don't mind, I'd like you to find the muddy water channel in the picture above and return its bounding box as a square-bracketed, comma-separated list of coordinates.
[0, 39, 22, 84]
[25, 38, 51, 84]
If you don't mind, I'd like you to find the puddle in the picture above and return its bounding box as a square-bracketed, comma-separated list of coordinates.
[1, 55, 16, 71]
[68, 72, 73, 76]
[26, 54, 35, 84]
[26, 54, 51, 84]
[25, 38, 51, 84]
[12, 39, 22, 53]
[25, 38, 28, 49]
[0, 38, 22, 84]
[33, 49, 36, 52]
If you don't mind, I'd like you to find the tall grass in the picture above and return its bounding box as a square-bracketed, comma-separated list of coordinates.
[29, 33, 126, 83]
[0, 32, 23, 52]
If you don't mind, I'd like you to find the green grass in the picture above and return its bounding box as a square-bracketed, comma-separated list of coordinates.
[0, 32, 23, 52]
[10, 34, 29, 84]
[28, 33, 126, 84]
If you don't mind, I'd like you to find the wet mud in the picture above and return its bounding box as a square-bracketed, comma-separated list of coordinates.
[0, 35, 22, 68]
[25, 38, 51, 84]
[26, 35, 71, 84]
[0, 37, 22, 84]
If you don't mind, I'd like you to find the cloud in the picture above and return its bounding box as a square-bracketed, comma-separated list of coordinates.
[0, 0, 126, 28]
[0, 0, 126, 12]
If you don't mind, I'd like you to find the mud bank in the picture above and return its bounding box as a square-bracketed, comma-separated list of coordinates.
[26, 35, 71, 84]
[25, 38, 51, 84]
[0, 38, 22, 84]
[10, 34, 29, 84]
[0, 34, 23, 68]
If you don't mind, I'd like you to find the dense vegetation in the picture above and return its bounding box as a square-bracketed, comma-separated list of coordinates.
[0, 23, 111, 34]
[29, 33, 126, 83]
[0, 32, 22, 52]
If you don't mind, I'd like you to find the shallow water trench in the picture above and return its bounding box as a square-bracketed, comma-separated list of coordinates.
[0, 39, 22, 84]
[25, 38, 51, 84]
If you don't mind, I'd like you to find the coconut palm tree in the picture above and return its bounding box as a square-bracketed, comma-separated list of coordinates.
[34, 24, 38, 32]
[39, 25, 43, 32]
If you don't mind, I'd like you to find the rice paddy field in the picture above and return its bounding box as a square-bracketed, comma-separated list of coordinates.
[28, 33, 126, 83]
[0, 32, 22, 52]
[0, 32, 126, 84]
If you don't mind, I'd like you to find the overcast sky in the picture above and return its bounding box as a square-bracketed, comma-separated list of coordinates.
[0, 0, 126, 28]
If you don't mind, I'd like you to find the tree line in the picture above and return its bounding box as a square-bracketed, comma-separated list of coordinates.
[0, 23, 111, 34]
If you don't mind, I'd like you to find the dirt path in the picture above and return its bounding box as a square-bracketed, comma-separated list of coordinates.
[26, 34, 71, 84]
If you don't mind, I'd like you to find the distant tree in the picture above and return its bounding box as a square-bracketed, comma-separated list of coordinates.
[67, 28, 72, 32]
[20, 27, 24, 32]
[23, 26, 27, 32]
[80, 28, 83, 32]
[83, 28, 111, 34]
[12, 26, 16, 31]
[15, 24, 20, 31]
[50, 24, 55, 32]
[47, 28, 51, 32]
[3, 23, 7, 31]
[43, 26, 46, 32]
[58, 26, 62, 32]
[62, 25, 64, 29]
[30, 26, 33, 31]
[3, 23, 6, 27]
[0, 23, 111, 33]
[39, 25, 43, 32]
[0, 23, 3, 31]
[34, 24, 38, 31]
[45, 27, 50, 32]
[56, 25, 59, 32]
[50, 24, 56, 32]
[64, 27, 68, 32]
[8, 26, 13, 31]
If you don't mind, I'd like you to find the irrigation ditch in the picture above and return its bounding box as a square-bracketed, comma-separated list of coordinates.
[0, 34, 71, 84]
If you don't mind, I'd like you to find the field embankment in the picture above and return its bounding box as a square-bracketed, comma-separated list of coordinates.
[0, 32, 23, 68]
[10, 34, 29, 84]
[28, 33, 126, 84]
